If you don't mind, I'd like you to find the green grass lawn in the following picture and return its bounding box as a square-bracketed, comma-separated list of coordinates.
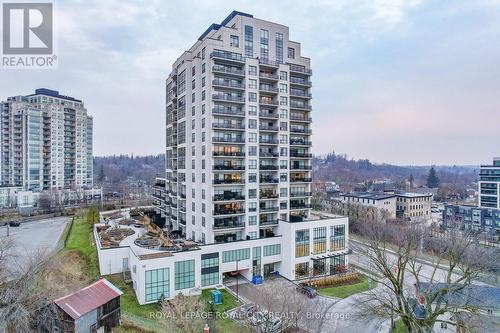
[63, 216, 99, 279]
[318, 274, 377, 298]
[107, 274, 158, 318]
[392, 319, 406, 333]
[201, 289, 251, 333]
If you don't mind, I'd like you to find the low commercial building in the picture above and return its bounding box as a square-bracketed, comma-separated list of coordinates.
[395, 192, 433, 221]
[95, 209, 349, 305]
[339, 192, 397, 219]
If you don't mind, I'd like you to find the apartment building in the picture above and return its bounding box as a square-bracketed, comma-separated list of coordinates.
[395, 193, 433, 220]
[444, 158, 500, 233]
[339, 192, 397, 218]
[162, 11, 313, 244]
[0, 88, 93, 207]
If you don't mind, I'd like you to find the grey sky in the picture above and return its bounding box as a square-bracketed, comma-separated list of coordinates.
[1, 0, 499, 165]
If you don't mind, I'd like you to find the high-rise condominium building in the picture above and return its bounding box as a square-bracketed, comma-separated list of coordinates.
[479, 157, 500, 209]
[163, 11, 313, 244]
[0, 88, 93, 191]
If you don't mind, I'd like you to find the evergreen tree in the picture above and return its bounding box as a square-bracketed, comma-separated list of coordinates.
[426, 167, 440, 188]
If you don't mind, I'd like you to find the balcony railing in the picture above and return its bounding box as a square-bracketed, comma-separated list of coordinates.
[211, 50, 243, 62]
[260, 177, 279, 184]
[290, 178, 312, 183]
[259, 152, 279, 157]
[213, 165, 245, 171]
[259, 58, 280, 67]
[259, 125, 279, 131]
[259, 165, 279, 170]
[290, 165, 312, 170]
[260, 206, 279, 212]
[259, 138, 278, 144]
[212, 122, 245, 130]
[213, 179, 245, 185]
[290, 204, 312, 209]
[290, 139, 312, 146]
[290, 128, 312, 134]
[260, 219, 279, 226]
[213, 208, 245, 216]
[259, 112, 279, 118]
[290, 77, 312, 86]
[212, 79, 244, 89]
[290, 152, 312, 158]
[213, 193, 245, 201]
[212, 65, 245, 76]
[212, 107, 245, 116]
[290, 192, 312, 197]
[288, 63, 312, 74]
[259, 85, 279, 93]
[213, 151, 245, 157]
[212, 137, 245, 143]
[290, 102, 312, 110]
[213, 221, 245, 230]
[260, 192, 279, 199]
[259, 72, 279, 80]
[290, 90, 312, 98]
[212, 94, 245, 103]
[259, 98, 279, 106]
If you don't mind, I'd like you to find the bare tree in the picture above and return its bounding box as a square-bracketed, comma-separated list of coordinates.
[160, 292, 205, 333]
[352, 220, 494, 333]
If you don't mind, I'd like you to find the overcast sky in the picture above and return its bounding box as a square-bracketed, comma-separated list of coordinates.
[2, 0, 499, 165]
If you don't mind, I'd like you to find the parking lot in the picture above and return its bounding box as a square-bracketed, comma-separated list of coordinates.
[1, 216, 69, 272]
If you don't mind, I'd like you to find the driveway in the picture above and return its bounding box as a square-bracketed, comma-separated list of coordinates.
[226, 276, 385, 333]
[1, 216, 69, 273]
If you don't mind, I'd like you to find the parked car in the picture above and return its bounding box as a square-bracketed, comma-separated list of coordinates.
[9, 221, 21, 227]
[296, 284, 318, 298]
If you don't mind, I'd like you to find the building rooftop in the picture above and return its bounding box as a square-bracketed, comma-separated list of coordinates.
[27, 88, 83, 103]
[342, 192, 396, 200]
[54, 278, 122, 320]
[198, 10, 253, 40]
[395, 192, 433, 198]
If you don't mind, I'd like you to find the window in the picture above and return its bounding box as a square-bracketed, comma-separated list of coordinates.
[248, 119, 257, 129]
[295, 229, 309, 257]
[202, 47, 206, 59]
[249, 92, 257, 102]
[201, 253, 219, 287]
[248, 146, 257, 156]
[249, 189, 257, 199]
[280, 160, 288, 169]
[249, 173, 257, 183]
[279, 71, 288, 81]
[248, 231, 257, 239]
[279, 134, 288, 144]
[280, 173, 288, 182]
[249, 202, 257, 212]
[264, 244, 281, 256]
[288, 47, 295, 59]
[248, 105, 257, 116]
[192, 79, 195, 89]
[313, 227, 327, 254]
[248, 65, 257, 75]
[145, 268, 170, 302]
[192, 66, 196, 76]
[230, 35, 239, 47]
[248, 79, 257, 89]
[248, 133, 257, 143]
[331, 225, 345, 251]
[245, 25, 253, 57]
[279, 83, 287, 93]
[279, 96, 288, 106]
[202, 63, 206, 73]
[276, 32, 283, 63]
[249, 159, 257, 169]
[249, 216, 257, 225]
[260, 29, 269, 60]
[175, 260, 195, 290]
[279, 109, 288, 119]
[279, 122, 288, 131]
[295, 262, 309, 279]
[280, 188, 288, 197]
[222, 248, 250, 262]
[202, 77, 206, 87]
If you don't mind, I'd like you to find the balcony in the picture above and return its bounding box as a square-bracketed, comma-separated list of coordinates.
[259, 111, 279, 119]
[260, 177, 279, 184]
[212, 65, 245, 76]
[259, 58, 280, 67]
[290, 152, 312, 158]
[213, 219, 245, 230]
[259, 85, 279, 93]
[290, 127, 312, 134]
[290, 192, 312, 197]
[213, 178, 245, 185]
[259, 164, 279, 170]
[212, 79, 245, 90]
[212, 107, 245, 117]
[290, 139, 312, 146]
[290, 165, 312, 170]
[260, 192, 279, 199]
[290, 102, 312, 110]
[211, 50, 244, 63]
[259, 72, 279, 80]
[259, 98, 279, 106]
[213, 208, 245, 216]
[212, 94, 245, 103]
[290, 177, 312, 183]
[288, 63, 312, 75]
[259, 138, 278, 145]
[260, 219, 278, 227]
[212, 122, 245, 130]
[213, 165, 245, 171]
[259, 125, 279, 131]
[212, 137, 245, 143]
[260, 206, 279, 212]
[290, 90, 312, 99]
[213, 151, 245, 157]
[259, 151, 279, 158]
[213, 193, 245, 201]
[290, 203, 312, 210]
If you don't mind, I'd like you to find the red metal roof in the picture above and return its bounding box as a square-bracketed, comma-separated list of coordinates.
[54, 278, 123, 320]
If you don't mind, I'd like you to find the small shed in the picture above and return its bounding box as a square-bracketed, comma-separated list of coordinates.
[52, 278, 123, 333]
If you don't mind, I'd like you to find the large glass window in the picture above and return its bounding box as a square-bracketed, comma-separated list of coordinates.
[201, 253, 219, 287]
[145, 268, 170, 302]
[276, 32, 283, 63]
[222, 248, 250, 262]
[264, 244, 281, 256]
[295, 262, 309, 279]
[175, 260, 195, 290]
[330, 225, 345, 251]
[260, 29, 269, 61]
[295, 229, 310, 257]
[245, 25, 253, 57]
[313, 227, 327, 254]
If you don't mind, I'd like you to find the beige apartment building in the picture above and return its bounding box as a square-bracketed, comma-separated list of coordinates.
[396, 193, 433, 221]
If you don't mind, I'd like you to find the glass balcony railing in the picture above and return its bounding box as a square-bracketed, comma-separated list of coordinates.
[211, 50, 244, 62]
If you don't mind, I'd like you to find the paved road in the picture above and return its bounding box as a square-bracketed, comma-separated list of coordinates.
[1, 216, 69, 272]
